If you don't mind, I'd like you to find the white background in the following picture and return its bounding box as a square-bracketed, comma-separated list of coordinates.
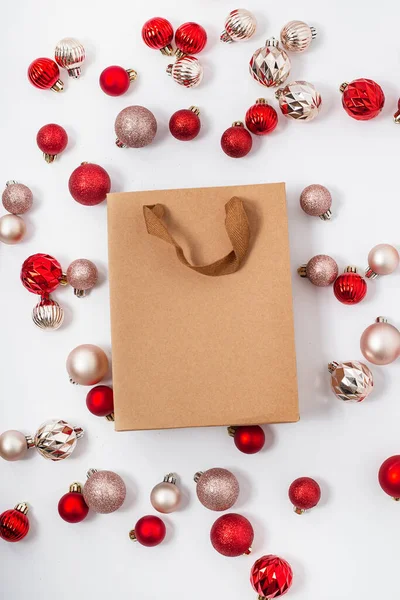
[1, 1, 400, 598]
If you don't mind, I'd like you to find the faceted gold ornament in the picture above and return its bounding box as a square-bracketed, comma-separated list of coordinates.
[249, 38, 291, 88]
[276, 81, 322, 121]
[34, 419, 84, 461]
[328, 361, 373, 403]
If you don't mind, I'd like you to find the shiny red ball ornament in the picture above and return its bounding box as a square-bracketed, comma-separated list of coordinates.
[175, 22, 207, 57]
[21, 253, 63, 296]
[28, 58, 64, 92]
[288, 477, 321, 514]
[250, 555, 293, 598]
[228, 425, 265, 454]
[86, 385, 114, 419]
[0, 503, 30, 542]
[245, 99, 278, 136]
[99, 66, 137, 96]
[68, 162, 111, 206]
[340, 78, 385, 121]
[58, 483, 89, 523]
[333, 266, 367, 305]
[210, 513, 254, 557]
[142, 17, 174, 55]
[169, 106, 201, 141]
[36, 124, 68, 163]
[378, 455, 400, 500]
[221, 122, 252, 158]
[130, 515, 166, 547]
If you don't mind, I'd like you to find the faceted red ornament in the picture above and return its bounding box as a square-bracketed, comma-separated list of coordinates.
[288, 477, 321, 514]
[142, 17, 174, 54]
[341, 78, 385, 121]
[230, 425, 265, 454]
[221, 122, 252, 158]
[378, 455, 400, 499]
[169, 107, 201, 141]
[131, 515, 166, 547]
[21, 253, 63, 296]
[250, 555, 293, 598]
[86, 385, 114, 418]
[333, 267, 367, 305]
[175, 22, 207, 56]
[99, 66, 136, 96]
[245, 99, 278, 135]
[36, 124, 68, 162]
[210, 513, 254, 557]
[27, 58, 63, 92]
[0, 506, 30, 542]
[58, 487, 89, 523]
[68, 162, 111, 206]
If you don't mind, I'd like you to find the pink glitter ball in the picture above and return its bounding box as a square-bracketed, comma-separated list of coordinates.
[300, 184, 332, 219]
[114, 105, 157, 148]
[66, 259, 98, 296]
[2, 182, 33, 215]
[305, 254, 338, 286]
[195, 468, 239, 511]
[83, 469, 126, 514]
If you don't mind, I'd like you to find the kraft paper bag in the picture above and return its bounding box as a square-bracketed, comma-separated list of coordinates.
[107, 183, 298, 431]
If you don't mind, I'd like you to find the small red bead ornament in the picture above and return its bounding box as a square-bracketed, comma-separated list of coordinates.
[333, 266, 367, 305]
[250, 555, 293, 598]
[28, 58, 64, 92]
[228, 425, 265, 454]
[142, 17, 174, 55]
[99, 66, 137, 96]
[340, 78, 385, 121]
[58, 483, 89, 523]
[0, 503, 30, 542]
[68, 162, 111, 206]
[175, 22, 207, 57]
[245, 99, 278, 135]
[379, 456, 400, 500]
[288, 477, 321, 514]
[129, 515, 166, 547]
[210, 513, 254, 557]
[86, 385, 114, 420]
[169, 106, 201, 141]
[36, 124, 68, 163]
[221, 122, 252, 158]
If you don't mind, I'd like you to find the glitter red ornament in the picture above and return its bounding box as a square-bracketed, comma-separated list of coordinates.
[36, 124, 68, 163]
[245, 99, 278, 135]
[333, 266, 367, 305]
[68, 162, 111, 206]
[175, 22, 207, 57]
[129, 515, 166, 547]
[210, 513, 254, 557]
[99, 66, 137, 96]
[228, 425, 265, 454]
[169, 106, 201, 141]
[288, 477, 321, 514]
[142, 17, 174, 55]
[28, 58, 64, 92]
[21, 253, 63, 296]
[378, 456, 400, 500]
[86, 385, 114, 420]
[58, 483, 89, 523]
[221, 122, 252, 158]
[250, 555, 293, 598]
[0, 503, 30, 542]
[340, 78, 385, 121]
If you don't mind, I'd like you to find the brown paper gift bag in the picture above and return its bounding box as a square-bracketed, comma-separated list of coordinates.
[107, 183, 298, 431]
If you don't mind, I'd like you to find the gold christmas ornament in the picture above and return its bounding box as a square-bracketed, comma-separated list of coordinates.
[220, 8, 257, 43]
[55, 38, 85, 78]
[328, 361, 373, 402]
[166, 56, 203, 88]
[280, 20, 317, 53]
[249, 38, 291, 88]
[32, 297, 64, 331]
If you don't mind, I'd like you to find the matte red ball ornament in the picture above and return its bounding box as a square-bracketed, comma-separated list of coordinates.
[288, 477, 321, 514]
[142, 17, 174, 55]
[245, 99, 278, 135]
[129, 515, 166, 547]
[0, 503, 30, 542]
[221, 122, 252, 158]
[379, 456, 400, 500]
[210, 513, 254, 557]
[169, 106, 201, 141]
[99, 66, 137, 96]
[21, 253, 63, 296]
[250, 555, 293, 598]
[228, 425, 265, 454]
[28, 58, 64, 92]
[175, 22, 207, 57]
[86, 385, 114, 420]
[340, 78, 385, 121]
[68, 162, 111, 206]
[333, 266, 367, 305]
[58, 483, 89, 523]
[36, 124, 68, 163]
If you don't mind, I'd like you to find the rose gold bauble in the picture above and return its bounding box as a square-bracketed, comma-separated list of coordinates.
[2, 181, 33, 214]
[194, 468, 239, 511]
[366, 244, 399, 278]
[0, 215, 26, 244]
[115, 106, 157, 148]
[150, 474, 181, 514]
[360, 317, 400, 365]
[66, 259, 98, 297]
[0, 430, 31, 461]
[66, 344, 109, 385]
[300, 184, 332, 220]
[83, 469, 126, 514]
[298, 254, 338, 286]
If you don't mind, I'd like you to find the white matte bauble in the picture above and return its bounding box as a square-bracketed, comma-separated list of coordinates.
[66, 344, 109, 385]
[360, 317, 400, 365]
[0, 214, 26, 244]
[150, 474, 181, 513]
[366, 244, 399, 278]
[0, 430, 32, 461]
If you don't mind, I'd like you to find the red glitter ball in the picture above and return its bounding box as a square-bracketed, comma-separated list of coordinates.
[221, 124, 252, 158]
[232, 425, 265, 454]
[333, 269, 367, 305]
[341, 78, 385, 121]
[86, 385, 114, 418]
[142, 17, 173, 51]
[169, 108, 201, 141]
[175, 22, 207, 55]
[21, 253, 63, 296]
[58, 490, 89, 523]
[68, 162, 111, 206]
[99, 66, 132, 96]
[250, 555, 293, 598]
[288, 477, 321, 512]
[210, 513, 254, 557]
[132, 515, 166, 547]
[27, 58, 61, 90]
[0, 508, 29, 542]
[378, 455, 400, 499]
[245, 100, 278, 135]
[36, 124, 68, 157]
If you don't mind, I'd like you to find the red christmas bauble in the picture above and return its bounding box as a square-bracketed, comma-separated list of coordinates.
[21, 253, 63, 295]
[0, 507, 29, 542]
[132, 515, 166, 547]
[245, 99, 278, 135]
[333, 268, 367, 305]
[175, 22, 207, 55]
[341, 78, 385, 121]
[36, 124, 68, 160]
[210, 513, 254, 557]
[169, 107, 201, 141]
[68, 162, 111, 206]
[378, 455, 400, 499]
[231, 425, 265, 454]
[221, 123, 252, 158]
[250, 555, 293, 598]
[28, 58, 63, 91]
[142, 17, 174, 53]
[99, 66, 135, 96]
[86, 385, 114, 418]
[288, 477, 321, 513]
[58, 489, 89, 523]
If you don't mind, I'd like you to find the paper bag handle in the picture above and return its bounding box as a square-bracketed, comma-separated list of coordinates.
[143, 196, 250, 276]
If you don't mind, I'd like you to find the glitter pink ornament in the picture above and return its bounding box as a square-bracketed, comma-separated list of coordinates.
[115, 105, 157, 148]
[298, 254, 338, 286]
[300, 184, 332, 220]
[2, 181, 33, 214]
[83, 468, 126, 514]
[66, 259, 98, 297]
[194, 468, 239, 511]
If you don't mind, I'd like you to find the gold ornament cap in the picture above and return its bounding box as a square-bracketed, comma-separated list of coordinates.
[15, 502, 29, 515]
[69, 482, 82, 493]
[189, 106, 200, 116]
[193, 471, 203, 483]
[232, 121, 245, 128]
[339, 82, 349, 93]
[126, 69, 137, 81]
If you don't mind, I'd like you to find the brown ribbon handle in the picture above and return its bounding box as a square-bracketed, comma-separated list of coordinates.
[143, 196, 250, 276]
